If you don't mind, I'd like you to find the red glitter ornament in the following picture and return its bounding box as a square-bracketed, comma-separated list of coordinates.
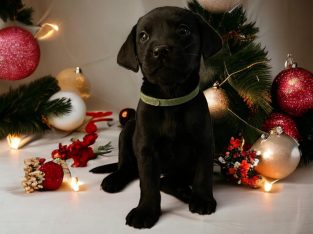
[271, 55, 313, 117]
[39, 161, 64, 190]
[0, 26, 40, 80]
[262, 112, 301, 141]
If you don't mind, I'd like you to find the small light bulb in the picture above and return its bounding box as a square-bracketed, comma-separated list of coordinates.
[35, 23, 59, 40]
[263, 179, 278, 192]
[71, 177, 79, 192]
[264, 181, 272, 192]
[7, 134, 22, 149]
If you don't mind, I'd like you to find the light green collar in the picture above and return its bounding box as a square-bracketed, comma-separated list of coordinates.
[140, 86, 200, 107]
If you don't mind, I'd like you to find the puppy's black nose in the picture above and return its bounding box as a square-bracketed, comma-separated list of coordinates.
[153, 45, 170, 58]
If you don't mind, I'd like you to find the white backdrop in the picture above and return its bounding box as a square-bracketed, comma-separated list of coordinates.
[0, 0, 312, 112]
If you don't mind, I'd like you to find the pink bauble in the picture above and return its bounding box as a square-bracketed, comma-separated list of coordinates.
[0, 26, 40, 80]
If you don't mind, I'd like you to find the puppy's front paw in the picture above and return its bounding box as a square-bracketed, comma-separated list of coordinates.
[126, 206, 160, 229]
[189, 195, 216, 215]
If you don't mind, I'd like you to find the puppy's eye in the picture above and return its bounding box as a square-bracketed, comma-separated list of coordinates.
[177, 24, 191, 37]
[139, 31, 149, 42]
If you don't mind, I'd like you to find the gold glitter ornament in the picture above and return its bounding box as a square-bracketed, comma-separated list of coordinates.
[203, 85, 229, 119]
[251, 127, 301, 180]
[56, 67, 91, 100]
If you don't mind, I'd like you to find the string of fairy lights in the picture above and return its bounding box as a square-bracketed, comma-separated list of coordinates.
[2, 3, 302, 193]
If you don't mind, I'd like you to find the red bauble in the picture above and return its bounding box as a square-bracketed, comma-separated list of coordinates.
[271, 67, 313, 117]
[0, 26, 40, 80]
[39, 161, 64, 190]
[119, 108, 136, 127]
[262, 112, 301, 141]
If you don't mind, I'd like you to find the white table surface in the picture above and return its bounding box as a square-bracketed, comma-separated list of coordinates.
[1, 125, 313, 234]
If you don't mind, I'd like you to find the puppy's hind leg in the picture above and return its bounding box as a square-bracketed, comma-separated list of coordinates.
[101, 120, 138, 193]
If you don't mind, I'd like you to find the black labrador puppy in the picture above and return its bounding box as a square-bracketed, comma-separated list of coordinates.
[91, 6, 222, 229]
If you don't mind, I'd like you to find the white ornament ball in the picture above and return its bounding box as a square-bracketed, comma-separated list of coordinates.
[48, 91, 86, 131]
[197, 0, 243, 12]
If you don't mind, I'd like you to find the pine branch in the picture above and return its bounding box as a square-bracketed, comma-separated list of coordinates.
[16, 7, 33, 25]
[43, 98, 72, 117]
[188, 0, 258, 52]
[0, 76, 72, 138]
[0, 0, 33, 25]
[188, 0, 273, 152]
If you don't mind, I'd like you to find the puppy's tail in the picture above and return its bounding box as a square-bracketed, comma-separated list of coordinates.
[89, 163, 118, 173]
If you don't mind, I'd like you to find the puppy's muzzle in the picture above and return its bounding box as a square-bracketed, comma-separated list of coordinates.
[153, 45, 171, 59]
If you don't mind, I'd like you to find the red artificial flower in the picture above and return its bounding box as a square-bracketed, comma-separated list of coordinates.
[247, 150, 257, 164]
[241, 175, 260, 188]
[50, 111, 113, 167]
[228, 137, 242, 150]
[85, 121, 97, 134]
[50, 134, 99, 167]
[239, 160, 249, 175]
[83, 133, 98, 146]
[243, 143, 252, 151]
[71, 146, 96, 167]
[51, 143, 69, 160]
[220, 136, 262, 188]
[233, 152, 239, 158]
[228, 168, 235, 175]
[231, 137, 242, 147]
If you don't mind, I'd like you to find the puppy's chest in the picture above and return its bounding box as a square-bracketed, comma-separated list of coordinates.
[159, 111, 186, 138]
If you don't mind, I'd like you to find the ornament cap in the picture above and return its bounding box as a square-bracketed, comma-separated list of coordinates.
[213, 81, 220, 88]
[261, 133, 269, 140]
[75, 67, 82, 74]
[275, 126, 284, 135]
[284, 54, 297, 69]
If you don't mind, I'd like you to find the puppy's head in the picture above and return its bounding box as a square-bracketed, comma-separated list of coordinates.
[117, 7, 222, 86]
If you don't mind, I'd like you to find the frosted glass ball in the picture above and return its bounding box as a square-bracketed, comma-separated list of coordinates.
[48, 91, 86, 131]
[252, 128, 301, 180]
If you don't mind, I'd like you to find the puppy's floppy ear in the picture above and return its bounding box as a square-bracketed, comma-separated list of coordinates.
[117, 25, 139, 72]
[196, 14, 223, 58]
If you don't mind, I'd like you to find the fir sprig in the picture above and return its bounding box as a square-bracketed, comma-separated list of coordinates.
[188, 0, 273, 152]
[0, 76, 71, 138]
[0, 0, 33, 25]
